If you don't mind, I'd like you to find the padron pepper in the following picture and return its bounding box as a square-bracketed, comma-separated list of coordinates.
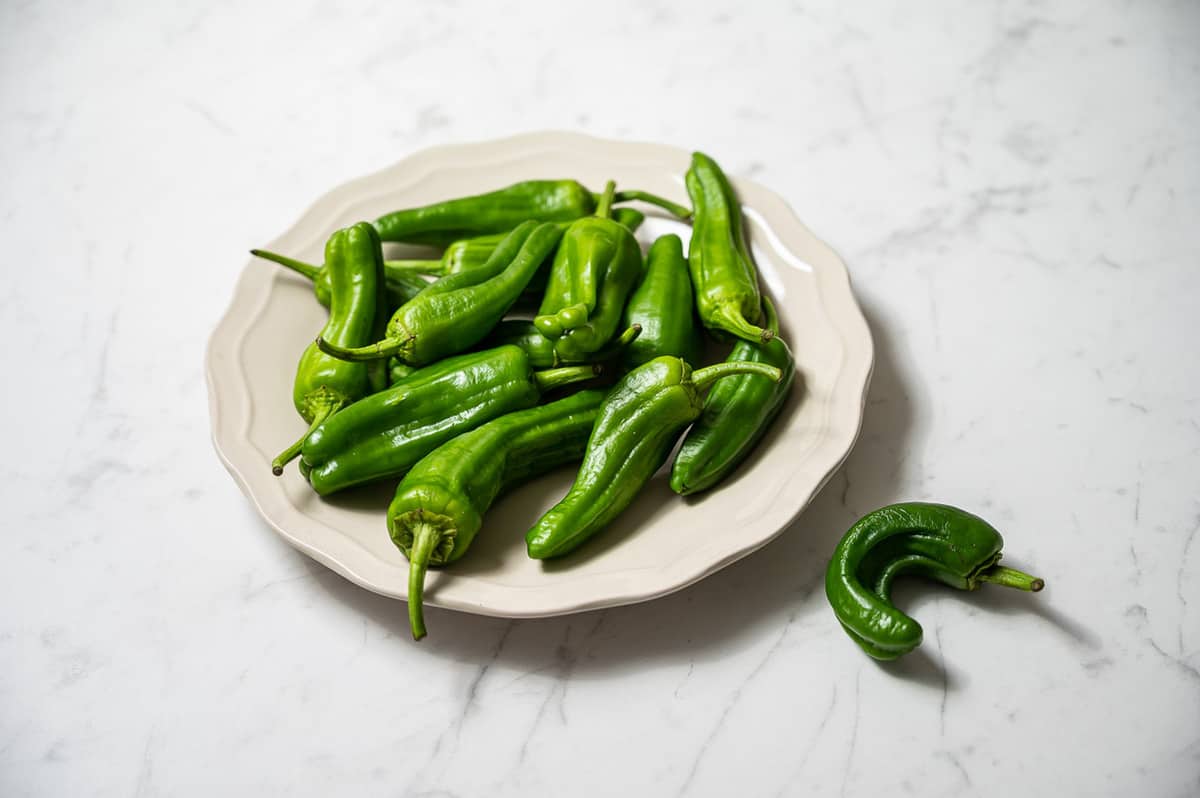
[250, 248, 429, 311]
[825, 502, 1045, 660]
[271, 222, 388, 475]
[300, 345, 599, 495]
[317, 221, 562, 366]
[686, 152, 773, 344]
[525, 356, 783, 559]
[374, 179, 687, 246]
[621, 233, 704, 369]
[533, 182, 645, 361]
[671, 298, 795, 494]
[485, 321, 642, 369]
[389, 389, 606, 639]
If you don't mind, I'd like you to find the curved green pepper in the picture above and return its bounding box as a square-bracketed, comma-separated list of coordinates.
[621, 234, 704, 369]
[316, 221, 563, 366]
[271, 223, 388, 475]
[485, 321, 642, 368]
[374, 180, 687, 246]
[670, 298, 795, 494]
[686, 152, 773, 344]
[300, 345, 599, 495]
[826, 503, 1045, 660]
[250, 248, 429, 311]
[389, 389, 606, 639]
[525, 356, 782, 559]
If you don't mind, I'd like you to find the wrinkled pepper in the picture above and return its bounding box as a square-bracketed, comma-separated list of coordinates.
[271, 223, 388, 475]
[317, 221, 562, 366]
[300, 345, 599, 495]
[685, 152, 773, 344]
[250, 248, 429, 311]
[389, 389, 606, 639]
[621, 234, 704, 368]
[525, 356, 783, 559]
[826, 503, 1045, 660]
[485, 321, 642, 369]
[671, 298, 795, 494]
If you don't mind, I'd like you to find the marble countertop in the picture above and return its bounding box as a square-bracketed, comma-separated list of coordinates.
[2, 1, 1197, 795]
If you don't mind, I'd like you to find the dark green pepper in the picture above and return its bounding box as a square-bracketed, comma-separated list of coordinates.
[525, 356, 782, 559]
[621, 234, 704, 369]
[389, 389, 606, 639]
[250, 248, 429, 311]
[485, 321, 642, 368]
[271, 223, 388, 475]
[317, 221, 562, 366]
[300, 345, 599, 495]
[826, 502, 1045, 660]
[685, 152, 773, 344]
[374, 180, 686, 246]
[670, 298, 795, 494]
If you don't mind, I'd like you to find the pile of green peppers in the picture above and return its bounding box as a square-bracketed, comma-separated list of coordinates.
[252, 154, 799, 639]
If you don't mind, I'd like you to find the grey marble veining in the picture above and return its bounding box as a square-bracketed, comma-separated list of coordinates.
[1, 0, 1198, 795]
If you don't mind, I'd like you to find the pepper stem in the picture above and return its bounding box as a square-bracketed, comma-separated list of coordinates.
[613, 189, 693, 220]
[533, 364, 602, 393]
[595, 324, 642, 358]
[271, 404, 336, 476]
[251, 249, 320, 281]
[384, 259, 446, 278]
[594, 181, 616, 220]
[712, 304, 774, 344]
[978, 564, 1045, 592]
[316, 335, 411, 362]
[692, 361, 783, 391]
[406, 522, 441, 640]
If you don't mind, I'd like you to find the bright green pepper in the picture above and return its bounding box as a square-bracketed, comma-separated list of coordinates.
[316, 221, 562, 366]
[485, 321, 642, 368]
[621, 234, 704, 369]
[374, 180, 687, 246]
[525, 356, 782, 559]
[250, 248, 429, 311]
[270, 223, 388, 475]
[685, 152, 773, 344]
[826, 503, 1045, 660]
[389, 389, 606, 639]
[670, 298, 795, 494]
[300, 345, 599, 495]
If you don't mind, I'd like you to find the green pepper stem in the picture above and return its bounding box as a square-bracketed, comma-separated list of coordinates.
[251, 249, 321, 281]
[692, 361, 783, 391]
[613, 189, 693, 220]
[594, 180, 616, 220]
[407, 522, 440, 641]
[316, 335, 410, 362]
[978, 564, 1045, 592]
[271, 404, 336, 476]
[384, 259, 446, 278]
[712, 304, 774, 344]
[533, 364, 601, 393]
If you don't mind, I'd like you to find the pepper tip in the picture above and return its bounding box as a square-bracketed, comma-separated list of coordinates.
[272, 464, 284, 476]
[1030, 578, 1045, 592]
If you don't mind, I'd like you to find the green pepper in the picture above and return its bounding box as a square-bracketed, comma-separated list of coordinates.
[389, 389, 606, 639]
[270, 223, 388, 475]
[250, 248, 429, 311]
[374, 180, 687, 246]
[670, 298, 795, 494]
[685, 152, 773, 344]
[300, 345, 599, 495]
[316, 221, 562, 366]
[620, 234, 704, 369]
[525, 356, 783, 559]
[484, 321, 642, 368]
[826, 502, 1045, 660]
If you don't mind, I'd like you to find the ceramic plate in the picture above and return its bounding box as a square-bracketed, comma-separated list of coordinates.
[206, 132, 873, 618]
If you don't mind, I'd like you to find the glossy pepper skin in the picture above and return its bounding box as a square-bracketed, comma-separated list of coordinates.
[317, 221, 563, 366]
[670, 298, 795, 494]
[485, 321, 642, 368]
[826, 503, 1045, 660]
[685, 152, 773, 344]
[533, 182, 644, 360]
[250, 248, 429, 312]
[300, 345, 599, 495]
[389, 390, 606, 639]
[270, 223, 388, 475]
[525, 356, 783, 559]
[374, 180, 687, 246]
[621, 234, 704, 369]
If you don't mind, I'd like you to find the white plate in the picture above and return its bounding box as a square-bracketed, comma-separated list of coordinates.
[206, 132, 873, 618]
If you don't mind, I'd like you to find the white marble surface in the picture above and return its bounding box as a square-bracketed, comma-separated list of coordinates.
[2, 0, 1197, 795]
